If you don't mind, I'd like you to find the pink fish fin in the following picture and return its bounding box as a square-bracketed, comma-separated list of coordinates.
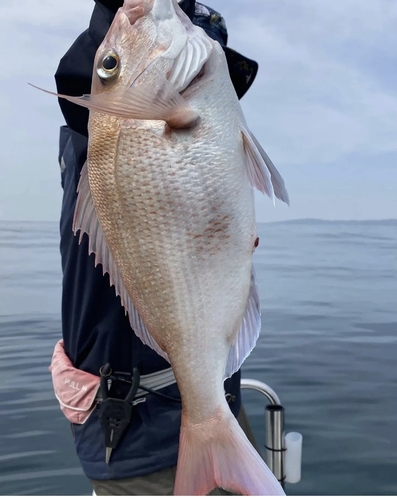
[174, 410, 285, 496]
[28, 80, 198, 129]
[73, 162, 170, 362]
[224, 268, 261, 379]
[168, 25, 213, 91]
[241, 126, 290, 206]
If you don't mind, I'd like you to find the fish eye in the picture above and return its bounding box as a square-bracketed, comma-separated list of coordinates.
[97, 51, 120, 81]
[103, 55, 118, 70]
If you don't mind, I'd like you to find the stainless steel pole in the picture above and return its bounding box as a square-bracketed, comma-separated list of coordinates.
[265, 404, 285, 482]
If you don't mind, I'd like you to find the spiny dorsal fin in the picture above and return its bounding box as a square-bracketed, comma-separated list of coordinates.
[73, 162, 170, 362]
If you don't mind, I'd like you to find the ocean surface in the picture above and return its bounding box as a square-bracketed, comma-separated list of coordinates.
[0, 219, 396, 496]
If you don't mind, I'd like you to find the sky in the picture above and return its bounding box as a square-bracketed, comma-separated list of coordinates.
[0, 0, 396, 223]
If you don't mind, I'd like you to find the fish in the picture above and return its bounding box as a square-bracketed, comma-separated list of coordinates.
[32, 0, 289, 495]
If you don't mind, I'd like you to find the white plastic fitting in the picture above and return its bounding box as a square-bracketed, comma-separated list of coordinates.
[284, 431, 303, 483]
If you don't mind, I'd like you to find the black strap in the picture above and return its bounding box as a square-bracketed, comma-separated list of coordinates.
[265, 445, 287, 453]
[94, 0, 196, 19]
[94, 0, 123, 13]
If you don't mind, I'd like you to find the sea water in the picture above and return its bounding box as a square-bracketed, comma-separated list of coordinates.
[0, 220, 396, 495]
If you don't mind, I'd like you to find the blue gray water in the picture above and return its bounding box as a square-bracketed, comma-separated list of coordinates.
[0, 219, 396, 495]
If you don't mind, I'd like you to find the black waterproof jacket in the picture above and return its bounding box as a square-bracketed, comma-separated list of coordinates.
[55, 0, 258, 480]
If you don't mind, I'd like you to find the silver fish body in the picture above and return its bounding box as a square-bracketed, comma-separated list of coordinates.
[87, 41, 256, 417]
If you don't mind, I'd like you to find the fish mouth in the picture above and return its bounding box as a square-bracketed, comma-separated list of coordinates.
[122, 0, 178, 25]
[122, 0, 152, 25]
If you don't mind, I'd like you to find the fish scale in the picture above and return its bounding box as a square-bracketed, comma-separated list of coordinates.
[92, 122, 250, 411]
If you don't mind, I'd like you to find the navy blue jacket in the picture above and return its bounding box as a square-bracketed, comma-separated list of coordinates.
[56, 0, 258, 480]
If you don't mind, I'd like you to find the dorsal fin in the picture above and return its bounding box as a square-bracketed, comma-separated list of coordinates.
[73, 162, 170, 362]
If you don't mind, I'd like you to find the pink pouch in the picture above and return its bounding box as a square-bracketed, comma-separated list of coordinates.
[49, 340, 100, 424]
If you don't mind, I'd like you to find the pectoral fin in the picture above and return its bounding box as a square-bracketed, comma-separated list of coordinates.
[28, 77, 198, 129]
[168, 28, 213, 92]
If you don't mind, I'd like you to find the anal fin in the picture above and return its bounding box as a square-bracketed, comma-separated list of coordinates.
[224, 268, 261, 379]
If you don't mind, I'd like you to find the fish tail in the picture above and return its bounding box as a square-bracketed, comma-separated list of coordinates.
[174, 410, 285, 496]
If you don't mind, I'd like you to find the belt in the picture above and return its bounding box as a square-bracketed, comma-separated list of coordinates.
[96, 366, 177, 403]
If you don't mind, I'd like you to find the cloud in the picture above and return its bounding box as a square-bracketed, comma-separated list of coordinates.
[0, 1, 93, 221]
[0, 0, 396, 221]
[0, 1, 93, 80]
[216, 0, 397, 165]
[0, 0, 92, 26]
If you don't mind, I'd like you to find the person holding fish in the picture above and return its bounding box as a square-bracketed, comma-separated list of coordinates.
[46, 0, 289, 495]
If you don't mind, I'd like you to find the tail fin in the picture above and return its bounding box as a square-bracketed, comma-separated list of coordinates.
[174, 410, 285, 496]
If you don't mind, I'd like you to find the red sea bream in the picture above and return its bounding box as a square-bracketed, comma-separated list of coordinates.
[34, 0, 289, 494]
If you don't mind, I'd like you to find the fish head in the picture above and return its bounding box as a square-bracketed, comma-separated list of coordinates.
[91, 0, 194, 97]
[29, 0, 212, 129]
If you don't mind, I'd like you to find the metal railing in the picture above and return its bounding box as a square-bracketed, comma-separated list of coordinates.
[241, 378, 302, 485]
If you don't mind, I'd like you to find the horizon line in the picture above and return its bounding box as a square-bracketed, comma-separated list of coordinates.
[0, 217, 396, 224]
